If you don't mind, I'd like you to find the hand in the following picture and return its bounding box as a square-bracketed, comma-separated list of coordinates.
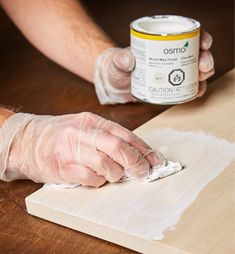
[1, 112, 160, 187]
[94, 47, 136, 104]
[198, 31, 214, 97]
[94, 31, 214, 104]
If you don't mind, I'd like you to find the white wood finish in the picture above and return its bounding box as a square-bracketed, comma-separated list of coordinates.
[26, 69, 235, 254]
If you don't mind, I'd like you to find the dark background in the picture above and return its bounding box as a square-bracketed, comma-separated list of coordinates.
[0, 1, 234, 253]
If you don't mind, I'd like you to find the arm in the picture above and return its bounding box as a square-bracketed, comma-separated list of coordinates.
[0, 0, 114, 82]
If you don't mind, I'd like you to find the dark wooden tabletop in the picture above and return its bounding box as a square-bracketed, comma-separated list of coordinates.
[0, 0, 234, 253]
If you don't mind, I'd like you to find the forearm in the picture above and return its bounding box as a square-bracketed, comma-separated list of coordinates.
[0, 0, 115, 82]
[0, 108, 15, 127]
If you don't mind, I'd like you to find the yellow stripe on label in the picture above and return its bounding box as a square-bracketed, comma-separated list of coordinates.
[131, 28, 200, 41]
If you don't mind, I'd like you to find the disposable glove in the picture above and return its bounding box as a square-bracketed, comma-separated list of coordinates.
[93, 31, 214, 104]
[94, 47, 136, 104]
[0, 112, 160, 187]
[198, 31, 214, 97]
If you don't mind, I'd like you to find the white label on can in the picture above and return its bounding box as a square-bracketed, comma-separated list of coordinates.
[131, 34, 200, 104]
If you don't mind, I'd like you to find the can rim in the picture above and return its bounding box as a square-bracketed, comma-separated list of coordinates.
[130, 15, 201, 36]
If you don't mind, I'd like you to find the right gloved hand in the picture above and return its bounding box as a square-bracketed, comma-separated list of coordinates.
[0, 112, 160, 187]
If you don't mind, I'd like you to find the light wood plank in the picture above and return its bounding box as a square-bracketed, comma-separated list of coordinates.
[26, 69, 235, 254]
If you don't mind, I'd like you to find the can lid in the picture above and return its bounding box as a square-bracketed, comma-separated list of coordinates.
[131, 15, 200, 36]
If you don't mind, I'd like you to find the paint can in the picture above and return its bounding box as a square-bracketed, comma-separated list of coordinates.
[130, 15, 200, 104]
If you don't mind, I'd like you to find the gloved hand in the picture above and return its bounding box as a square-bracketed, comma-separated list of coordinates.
[198, 31, 214, 97]
[93, 31, 214, 104]
[0, 112, 160, 187]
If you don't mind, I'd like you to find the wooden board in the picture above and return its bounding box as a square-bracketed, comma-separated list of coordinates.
[26, 69, 235, 254]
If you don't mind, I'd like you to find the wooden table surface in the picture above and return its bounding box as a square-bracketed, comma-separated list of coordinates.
[0, 0, 234, 253]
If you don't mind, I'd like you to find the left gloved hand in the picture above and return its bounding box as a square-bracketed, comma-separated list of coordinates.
[93, 31, 214, 104]
[0, 112, 160, 187]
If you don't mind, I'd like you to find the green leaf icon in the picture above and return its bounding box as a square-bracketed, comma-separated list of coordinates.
[184, 41, 189, 48]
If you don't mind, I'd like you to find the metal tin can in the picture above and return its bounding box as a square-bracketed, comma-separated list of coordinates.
[130, 15, 200, 104]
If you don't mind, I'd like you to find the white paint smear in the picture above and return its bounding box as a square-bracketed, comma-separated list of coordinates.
[139, 21, 193, 34]
[132, 15, 200, 35]
[42, 129, 235, 240]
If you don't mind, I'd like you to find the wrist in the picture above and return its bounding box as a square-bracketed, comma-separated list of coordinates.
[0, 108, 15, 127]
[0, 113, 35, 181]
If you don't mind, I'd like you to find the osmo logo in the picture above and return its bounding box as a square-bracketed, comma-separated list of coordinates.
[163, 41, 189, 54]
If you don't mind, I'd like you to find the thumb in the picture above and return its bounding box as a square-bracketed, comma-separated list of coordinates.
[112, 48, 135, 72]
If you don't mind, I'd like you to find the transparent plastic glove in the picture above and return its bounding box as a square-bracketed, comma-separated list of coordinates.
[198, 31, 215, 97]
[94, 47, 136, 105]
[0, 112, 160, 187]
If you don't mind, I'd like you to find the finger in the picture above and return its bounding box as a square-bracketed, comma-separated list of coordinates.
[200, 31, 213, 50]
[99, 48, 132, 90]
[108, 56, 131, 89]
[58, 163, 106, 188]
[199, 68, 215, 81]
[101, 120, 161, 167]
[95, 129, 150, 179]
[124, 146, 150, 179]
[71, 113, 159, 168]
[69, 114, 149, 179]
[197, 81, 207, 97]
[54, 114, 124, 183]
[199, 50, 214, 73]
[71, 113, 158, 174]
[112, 48, 135, 72]
[77, 144, 124, 183]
